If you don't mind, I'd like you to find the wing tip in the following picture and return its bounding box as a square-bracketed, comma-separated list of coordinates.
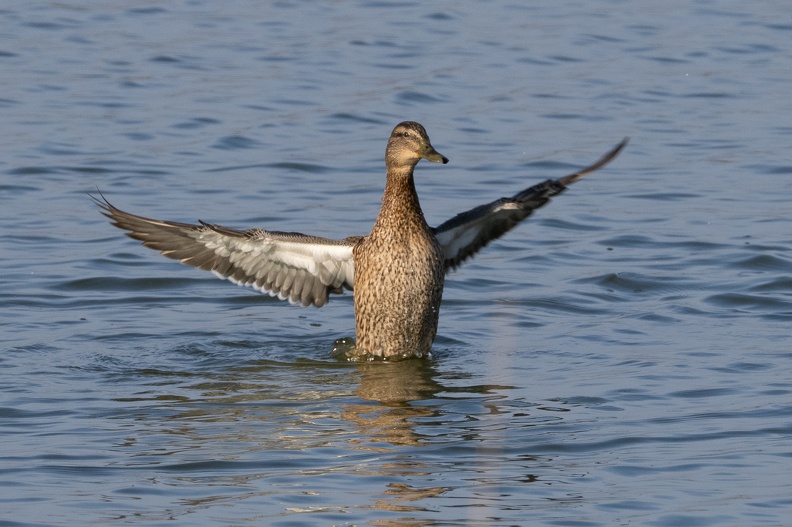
[558, 137, 629, 187]
[88, 188, 115, 217]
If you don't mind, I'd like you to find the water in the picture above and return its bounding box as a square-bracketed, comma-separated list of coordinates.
[2, 1, 791, 525]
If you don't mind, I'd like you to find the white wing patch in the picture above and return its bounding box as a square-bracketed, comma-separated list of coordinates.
[193, 231, 356, 306]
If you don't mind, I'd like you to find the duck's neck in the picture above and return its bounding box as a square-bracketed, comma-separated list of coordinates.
[373, 166, 428, 234]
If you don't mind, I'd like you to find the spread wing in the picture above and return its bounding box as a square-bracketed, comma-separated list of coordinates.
[433, 138, 628, 271]
[94, 195, 360, 307]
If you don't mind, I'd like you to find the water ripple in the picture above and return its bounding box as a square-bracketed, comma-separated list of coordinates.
[3, 1, 792, 526]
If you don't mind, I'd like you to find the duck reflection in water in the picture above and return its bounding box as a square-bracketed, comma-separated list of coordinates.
[343, 358, 443, 448]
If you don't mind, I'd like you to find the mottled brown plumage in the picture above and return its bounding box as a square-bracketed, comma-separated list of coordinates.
[352, 122, 448, 359]
[94, 122, 626, 360]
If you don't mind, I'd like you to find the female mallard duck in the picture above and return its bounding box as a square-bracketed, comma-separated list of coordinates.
[96, 122, 626, 360]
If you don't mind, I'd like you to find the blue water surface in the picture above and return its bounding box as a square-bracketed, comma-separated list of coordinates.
[2, 1, 791, 526]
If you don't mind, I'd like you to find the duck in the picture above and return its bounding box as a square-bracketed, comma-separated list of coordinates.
[95, 122, 626, 360]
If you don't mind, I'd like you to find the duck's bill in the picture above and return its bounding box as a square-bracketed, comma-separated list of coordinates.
[423, 147, 449, 164]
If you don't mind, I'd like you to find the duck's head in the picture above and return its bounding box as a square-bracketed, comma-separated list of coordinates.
[385, 121, 449, 170]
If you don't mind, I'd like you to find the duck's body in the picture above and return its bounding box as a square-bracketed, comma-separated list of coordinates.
[354, 126, 447, 358]
[96, 122, 626, 360]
